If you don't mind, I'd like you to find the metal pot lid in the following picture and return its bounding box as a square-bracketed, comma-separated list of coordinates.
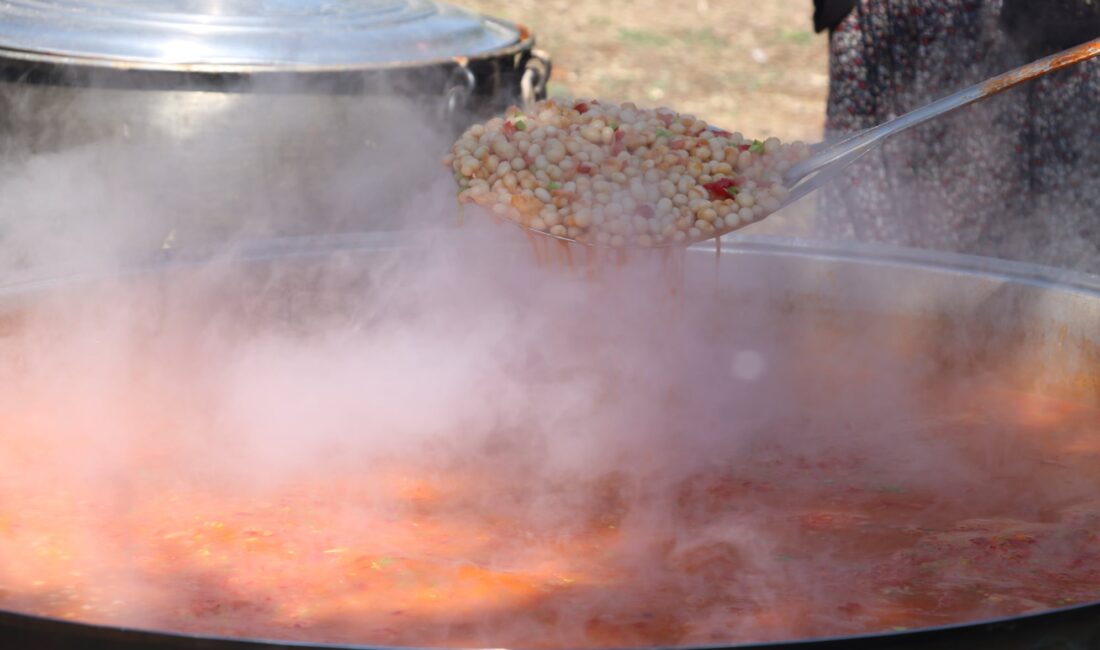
[0, 0, 523, 70]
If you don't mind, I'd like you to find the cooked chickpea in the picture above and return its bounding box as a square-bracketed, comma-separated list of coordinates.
[545, 143, 567, 164]
[448, 98, 809, 246]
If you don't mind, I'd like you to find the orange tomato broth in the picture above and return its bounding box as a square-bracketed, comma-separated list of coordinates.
[1, 386, 1099, 650]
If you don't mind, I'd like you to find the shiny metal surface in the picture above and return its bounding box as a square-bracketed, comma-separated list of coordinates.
[0, 1, 548, 247]
[0, 0, 521, 70]
[0, 78, 466, 245]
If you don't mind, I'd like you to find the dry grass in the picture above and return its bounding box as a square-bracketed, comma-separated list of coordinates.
[456, 0, 828, 141]
[454, 0, 831, 234]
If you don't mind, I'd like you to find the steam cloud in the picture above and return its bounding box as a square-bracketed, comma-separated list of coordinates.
[0, 67, 1097, 649]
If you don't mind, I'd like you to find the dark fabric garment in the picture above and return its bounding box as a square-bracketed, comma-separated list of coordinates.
[1001, 0, 1100, 57]
[814, 0, 858, 32]
[816, 0, 1100, 273]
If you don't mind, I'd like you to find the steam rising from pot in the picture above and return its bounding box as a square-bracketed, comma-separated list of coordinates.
[0, 52, 1099, 649]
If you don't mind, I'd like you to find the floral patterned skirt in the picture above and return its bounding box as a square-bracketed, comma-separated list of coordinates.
[815, 0, 1100, 272]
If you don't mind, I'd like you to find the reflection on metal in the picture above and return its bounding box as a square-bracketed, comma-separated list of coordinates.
[0, 0, 523, 70]
[441, 64, 475, 121]
[521, 49, 551, 110]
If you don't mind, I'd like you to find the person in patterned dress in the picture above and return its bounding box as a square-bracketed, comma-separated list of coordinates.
[811, 1, 1100, 272]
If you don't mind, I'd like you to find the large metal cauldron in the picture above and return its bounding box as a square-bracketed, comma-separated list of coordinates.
[0, 233, 1098, 650]
[0, 1, 549, 243]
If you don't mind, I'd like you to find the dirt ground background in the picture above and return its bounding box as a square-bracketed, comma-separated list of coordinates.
[455, 0, 831, 234]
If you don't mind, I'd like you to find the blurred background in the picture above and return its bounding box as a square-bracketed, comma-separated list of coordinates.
[454, 0, 829, 234]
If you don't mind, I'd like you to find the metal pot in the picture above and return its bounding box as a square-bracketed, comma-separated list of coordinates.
[0, 1, 550, 244]
[0, 232, 1098, 650]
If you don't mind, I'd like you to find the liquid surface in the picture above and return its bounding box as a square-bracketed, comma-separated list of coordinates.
[1, 387, 1098, 648]
[0, 257, 1098, 649]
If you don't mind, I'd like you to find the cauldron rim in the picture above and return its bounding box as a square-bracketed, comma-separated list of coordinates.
[4, 231, 1099, 298]
[0, 595, 1098, 650]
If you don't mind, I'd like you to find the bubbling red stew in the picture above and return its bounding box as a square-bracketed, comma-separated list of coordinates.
[0, 382, 1098, 649]
[1, 260, 1099, 649]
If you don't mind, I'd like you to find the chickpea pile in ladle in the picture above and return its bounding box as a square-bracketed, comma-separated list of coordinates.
[445, 99, 811, 248]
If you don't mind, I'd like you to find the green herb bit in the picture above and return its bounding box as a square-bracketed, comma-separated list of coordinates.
[547, 181, 562, 190]
[655, 128, 673, 138]
[749, 139, 765, 153]
[514, 119, 527, 131]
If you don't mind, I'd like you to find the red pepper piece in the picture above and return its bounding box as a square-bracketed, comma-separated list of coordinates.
[576, 162, 595, 175]
[712, 128, 732, 137]
[610, 129, 626, 155]
[702, 178, 738, 200]
[738, 143, 751, 152]
[574, 102, 589, 114]
[502, 121, 517, 138]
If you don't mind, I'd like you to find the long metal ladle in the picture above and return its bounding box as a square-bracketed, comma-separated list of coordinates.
[511, 37, 1100, 249]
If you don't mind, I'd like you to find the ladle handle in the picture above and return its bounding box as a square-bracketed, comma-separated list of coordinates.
[782, 37, 1100, 190]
